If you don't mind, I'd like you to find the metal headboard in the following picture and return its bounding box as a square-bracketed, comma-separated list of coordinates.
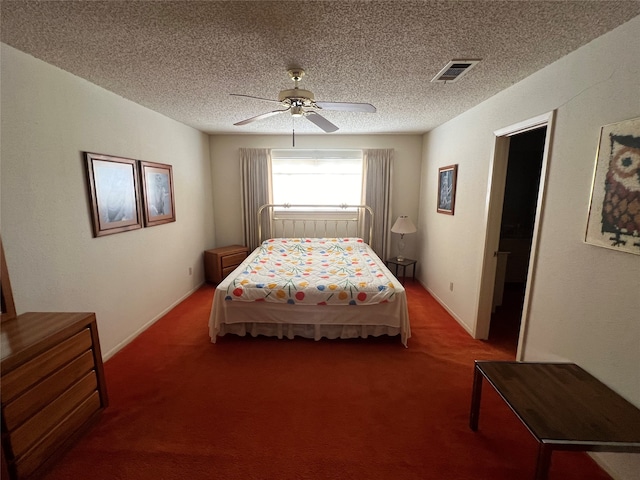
[257, 204, 374, 247]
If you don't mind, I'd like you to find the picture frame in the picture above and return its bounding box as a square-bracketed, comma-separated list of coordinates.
[585, 116, 640, 255]
[1, 235, 17, 323]
[84, 152, 143, 237]
[140, 161, 176, 227]
[437, 164, 458, 215]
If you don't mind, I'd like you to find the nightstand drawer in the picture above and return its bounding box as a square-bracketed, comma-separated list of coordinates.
[222, 252, 247, 268]
[222, 265, 241, 278]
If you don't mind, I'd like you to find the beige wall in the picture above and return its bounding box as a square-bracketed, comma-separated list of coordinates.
[3, 13, 639, 476]
[1, 44, 215, 359]
[420, 16, 640, 478]
[209, 134, 423, 259]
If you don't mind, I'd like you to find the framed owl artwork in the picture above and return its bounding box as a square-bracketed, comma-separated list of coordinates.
[585, 116, 640, 255]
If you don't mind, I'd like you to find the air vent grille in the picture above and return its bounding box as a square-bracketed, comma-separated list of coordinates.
[432, 60, 480, 83]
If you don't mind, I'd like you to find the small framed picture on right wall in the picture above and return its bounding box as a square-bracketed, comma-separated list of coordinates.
[437, 164, 458, 215]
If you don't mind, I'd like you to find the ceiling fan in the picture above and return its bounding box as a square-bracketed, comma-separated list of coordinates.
[231, 68, 376, 133]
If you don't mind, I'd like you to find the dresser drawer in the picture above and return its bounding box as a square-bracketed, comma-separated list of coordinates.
[9, 371, 98, 457]
[1, 328, 92, 403]
[3, 350, 95, 431]
[14, 391, 101, 479]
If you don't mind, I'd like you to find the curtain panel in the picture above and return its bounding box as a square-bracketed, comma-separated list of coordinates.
[240, 148, 272, 250]
[363, 149, 393, 259]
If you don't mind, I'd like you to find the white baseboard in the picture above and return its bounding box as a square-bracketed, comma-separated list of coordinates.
[102, 282, 205, 361]
[420, 280, 475, 337]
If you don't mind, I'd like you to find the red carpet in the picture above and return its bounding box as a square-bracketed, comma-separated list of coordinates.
[42, 281, 610, 480]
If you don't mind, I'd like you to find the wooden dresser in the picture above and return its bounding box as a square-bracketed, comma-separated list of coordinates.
[1, 312, 108, 479]
[204, 245, 249, 283]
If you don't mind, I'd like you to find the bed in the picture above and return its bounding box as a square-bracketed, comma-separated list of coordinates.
[208, 204, 411, 346]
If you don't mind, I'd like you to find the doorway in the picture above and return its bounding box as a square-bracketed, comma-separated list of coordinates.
[488, 127, 546, 354]
[475, 111, 555, 359]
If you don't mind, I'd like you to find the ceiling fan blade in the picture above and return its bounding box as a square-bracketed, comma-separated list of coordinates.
[305, 111, 339, 133]
[230, 93, 282, 104]
[234, 109, 289, 126]
[315, 101, 376, 113]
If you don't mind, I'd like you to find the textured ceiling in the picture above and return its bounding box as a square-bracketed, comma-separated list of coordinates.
[2, 1, 639, 135]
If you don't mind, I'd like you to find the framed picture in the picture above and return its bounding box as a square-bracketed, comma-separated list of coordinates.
[85, 152, 143, 237]
[1, 235, 17, 322]
[437, 164, 458, 215]
[140, 161, 176, 227]
[585, 116, 640, 255]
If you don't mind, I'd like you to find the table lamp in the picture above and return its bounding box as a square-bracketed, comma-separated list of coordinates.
[391, 216, 417, 261]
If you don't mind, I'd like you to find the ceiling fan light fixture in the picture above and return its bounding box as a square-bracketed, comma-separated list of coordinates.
[279, 89, 314, 102]
[231, 68, 376, 133]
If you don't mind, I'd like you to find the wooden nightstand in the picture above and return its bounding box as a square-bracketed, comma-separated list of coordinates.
[204, 245, 249, 283]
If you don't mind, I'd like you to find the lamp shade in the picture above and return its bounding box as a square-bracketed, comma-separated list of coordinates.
[391, 216, 417, 235]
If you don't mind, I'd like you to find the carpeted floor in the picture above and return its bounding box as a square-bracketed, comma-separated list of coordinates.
[488, 282, 526, 356]
[41, 280, 610, 480]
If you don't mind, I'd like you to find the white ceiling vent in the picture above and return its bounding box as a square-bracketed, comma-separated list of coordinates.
[431, 60, 480, 83]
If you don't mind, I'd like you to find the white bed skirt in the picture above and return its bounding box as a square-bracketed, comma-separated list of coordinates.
[209, 285, 410, 346]
[217, 322, 403, 343]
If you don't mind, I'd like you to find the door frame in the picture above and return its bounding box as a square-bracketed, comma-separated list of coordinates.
[475, 111, 556, 359]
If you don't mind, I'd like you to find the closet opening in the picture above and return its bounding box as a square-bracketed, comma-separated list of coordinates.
[475, 111, 555, 359]
[488, 127, 546, 354]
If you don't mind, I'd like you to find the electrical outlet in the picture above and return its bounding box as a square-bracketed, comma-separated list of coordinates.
[449, 282, 454, 292]
[189, 267, 193, 276]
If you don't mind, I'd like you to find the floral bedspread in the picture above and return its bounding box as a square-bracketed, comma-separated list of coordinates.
[223, 238, 399, 305]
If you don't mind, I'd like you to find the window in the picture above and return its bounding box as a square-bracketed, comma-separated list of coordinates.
[271, 149, 363, 210]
